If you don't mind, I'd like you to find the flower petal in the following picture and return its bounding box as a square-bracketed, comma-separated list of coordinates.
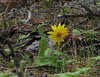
[58, 23, 61, 28]
[47, 32, 54, 34]
[51, 25, 57, 31]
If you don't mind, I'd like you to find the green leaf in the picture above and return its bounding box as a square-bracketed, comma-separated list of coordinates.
[92, 56, 100, 60]
[0, 73, 9, 77]
[38, 27, 48, 57]
[46, 0, 51, 3]
[61, 6, 70, 13]
[76, 67, 91, 73]
[9, 75, 18, 77]
[18, 34, 29, 40]
[7, 60, 15, 68]
[44, 48, 63, 56]
[38, 39, 48, 57]
[54, 67, 91, 77]
[38, 27, 46, 38]
[84, 30, 96, 40]
[34, 48, 64, 67]
[97, 1, 100, 4]
[34, 56, 58, 66]
[4, 48, 10, 52]
[54, 72, 79, 77]
[66, 60, 75, 64]
[18, 19, 26, 23]
[72, 29, 83, 34]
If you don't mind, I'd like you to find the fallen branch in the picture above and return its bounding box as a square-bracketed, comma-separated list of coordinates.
[57, 3, 100, 18]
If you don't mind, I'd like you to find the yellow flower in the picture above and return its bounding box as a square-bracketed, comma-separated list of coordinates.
[48, 23, 68, 44]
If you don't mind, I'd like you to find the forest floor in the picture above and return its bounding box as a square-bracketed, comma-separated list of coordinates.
[0, 1, 100, 77]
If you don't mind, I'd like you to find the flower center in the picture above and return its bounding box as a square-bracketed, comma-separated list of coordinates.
[56, 32, 62, 37]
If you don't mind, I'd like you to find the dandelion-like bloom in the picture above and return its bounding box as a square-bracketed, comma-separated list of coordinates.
[48, 23, 68, 44]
